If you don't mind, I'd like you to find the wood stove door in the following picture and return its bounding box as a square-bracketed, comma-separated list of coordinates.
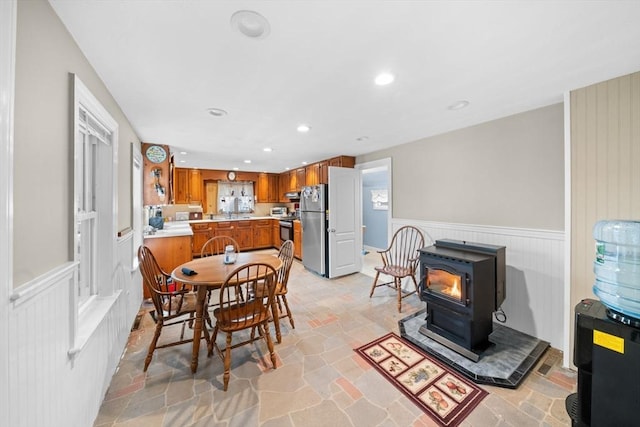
[424, 264, 467, 306]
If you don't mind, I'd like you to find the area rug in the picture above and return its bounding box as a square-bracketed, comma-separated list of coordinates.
[355, 333, 488, 427]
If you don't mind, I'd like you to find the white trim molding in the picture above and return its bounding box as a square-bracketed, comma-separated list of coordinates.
[0, 0, 16, 422]
[392, 217, 565, 351]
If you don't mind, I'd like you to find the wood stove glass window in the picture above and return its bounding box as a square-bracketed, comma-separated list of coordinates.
[426, 268, 464, 303]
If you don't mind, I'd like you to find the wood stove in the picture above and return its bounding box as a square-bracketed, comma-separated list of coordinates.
[418, 239, 505, 362]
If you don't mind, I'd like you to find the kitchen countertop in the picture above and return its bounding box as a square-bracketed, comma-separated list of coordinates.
[187, 216, 275, 223]
[144, 216, 291, 238]
[143, 222, 193, 239]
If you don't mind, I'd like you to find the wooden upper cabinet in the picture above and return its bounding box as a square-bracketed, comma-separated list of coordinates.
[328, 155, 355, 168]
[306, 163, 319, 186]
[189, 169, 202, 204]
[279, 173, 289, 202]
[257, 173, 269, 203]
[318, 161, 329, 184]
[173, 168, 202, 204]
[173, 168, 189, 204]
[289, 170, 297, 192]
[257, 173, 279, 203]
[296, 167, 306, 189]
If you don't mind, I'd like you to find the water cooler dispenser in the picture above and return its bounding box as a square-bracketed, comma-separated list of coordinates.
[567, 220, 640, 426]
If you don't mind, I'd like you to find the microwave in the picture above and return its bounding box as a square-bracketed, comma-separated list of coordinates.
[270, 207, 288, 217]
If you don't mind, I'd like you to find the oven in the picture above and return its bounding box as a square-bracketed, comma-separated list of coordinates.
[279, 220, 294, 244]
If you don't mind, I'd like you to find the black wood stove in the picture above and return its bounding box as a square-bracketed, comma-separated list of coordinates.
[418, 239, 506, 362]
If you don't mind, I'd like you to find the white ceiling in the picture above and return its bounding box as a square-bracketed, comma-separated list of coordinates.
[49, 0, 640, 173]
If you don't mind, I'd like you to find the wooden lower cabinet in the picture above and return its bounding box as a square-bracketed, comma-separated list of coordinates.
[142, 235, 192, 298]
[235, 221, 254, 250]
[253, 220, 272, 248]
[293, 220, 302, 259]
[191, 222, 214, 257]
[272, 219, 280, 247]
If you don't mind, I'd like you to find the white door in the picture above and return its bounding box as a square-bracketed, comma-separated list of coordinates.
[328, 166, 362, 278]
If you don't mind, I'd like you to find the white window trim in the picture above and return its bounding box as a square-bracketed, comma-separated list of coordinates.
[70, 75, 119, 356]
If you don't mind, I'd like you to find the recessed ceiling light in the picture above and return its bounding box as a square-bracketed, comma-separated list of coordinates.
[207, 108, 227, 117]
[297, 124, 311, 133]
[232, 167, 239, 171]
[448, 100, 470, 110]
[263, 147, 272, 152]
[244, 160, 252, 164]
[375, 72, 395, 86]
[179, 151, 187, 155]
[302, 161, 308, 165]
[179, 160, 186, 163]
[285, 167, 290, 171]
[231, 10, 271, 40]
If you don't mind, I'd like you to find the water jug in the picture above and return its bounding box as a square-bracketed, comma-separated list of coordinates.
[592, 220, 640, 319]
[223, 245, 236, 264]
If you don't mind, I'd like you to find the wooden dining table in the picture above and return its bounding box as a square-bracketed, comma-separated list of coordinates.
[171, 252, 283, 373]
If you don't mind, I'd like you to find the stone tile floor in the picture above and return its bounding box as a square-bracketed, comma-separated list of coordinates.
[94, 250, 575, 426]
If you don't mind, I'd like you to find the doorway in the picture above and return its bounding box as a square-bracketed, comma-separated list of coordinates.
[356, 158, 391, 277]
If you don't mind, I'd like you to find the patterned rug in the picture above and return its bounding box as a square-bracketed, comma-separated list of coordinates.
[355, 333, 488, 427]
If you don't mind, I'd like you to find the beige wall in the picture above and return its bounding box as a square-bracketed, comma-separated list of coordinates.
[14, 0, 140, 286]
[570, 71, 640, 309]
[357, 104, 565, 230]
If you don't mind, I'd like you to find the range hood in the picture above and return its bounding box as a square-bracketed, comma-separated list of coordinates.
[284, 191, 300, 200]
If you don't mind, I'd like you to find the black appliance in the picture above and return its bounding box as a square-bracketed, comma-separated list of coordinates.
[418, 239, 506, 361]
[566, 299, 640, 427]
[279, 219, 294, 245]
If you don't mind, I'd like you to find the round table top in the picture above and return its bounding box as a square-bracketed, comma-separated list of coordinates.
[171, 252, 282, 287]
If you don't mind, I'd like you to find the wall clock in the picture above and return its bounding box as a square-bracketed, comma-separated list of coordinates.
[227, 171, 237, 181]
[145, 145, 167, 164]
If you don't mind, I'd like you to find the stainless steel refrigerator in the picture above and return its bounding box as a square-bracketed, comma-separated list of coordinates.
[300, 184, 327, 276]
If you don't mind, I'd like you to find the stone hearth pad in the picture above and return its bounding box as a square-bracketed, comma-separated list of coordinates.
[399, 309, 549, 389]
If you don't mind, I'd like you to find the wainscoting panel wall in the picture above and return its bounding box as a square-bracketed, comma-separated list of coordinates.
[394, 219, 565, 350]
[7, 232, 141, 427]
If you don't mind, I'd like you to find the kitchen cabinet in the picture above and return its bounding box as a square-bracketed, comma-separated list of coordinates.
[253, 219, 272, 248]
[288, 170, 297, 192]
[214, 221, 235, 239]
[234, 221, 254, 250]
[190, 222, 214, 257]
[295, 167, 306, 190]
[278, 173, 289, 202]
[142, 235, 192, 298]
[272, 219, 280, 247]
[305, 163, 319, 186]
[256, 173, 279, 203]
[318, 161, 329, 184]
[293, 220, 302, 260]
[173, 168, 202, 204]
[328, 155, 355, 168]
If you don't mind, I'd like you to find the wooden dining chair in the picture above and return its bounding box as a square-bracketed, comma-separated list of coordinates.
[369, 225, 425, 312]
[201, 235, 240, 258]
[207, 262, 278, 391]
[201, 235, 242, 324]
[138, 245, 209, 371]
[273, 239, 295, 329]
[251, 240, 295, 343]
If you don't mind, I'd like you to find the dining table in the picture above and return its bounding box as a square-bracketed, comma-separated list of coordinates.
[171, 252, 283, 373]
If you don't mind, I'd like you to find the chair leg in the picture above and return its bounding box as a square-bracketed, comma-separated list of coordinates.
[223, 332, 232, 391]
[396, 278, 403, 313]
[262, 322, 277, 369]
[369, 271, 381, 298]
[281, 295, 295, 329]
[207, 324, 219, 357]
[144, 321, 163, 372]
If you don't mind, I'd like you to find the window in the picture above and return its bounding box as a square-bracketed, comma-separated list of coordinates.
[73, 75, 118, 312]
